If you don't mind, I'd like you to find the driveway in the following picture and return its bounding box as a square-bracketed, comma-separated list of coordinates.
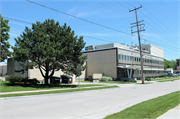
[1, 80, 179, 119]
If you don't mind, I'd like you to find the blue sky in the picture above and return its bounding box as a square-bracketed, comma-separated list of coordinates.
[1, 0, 180, 63]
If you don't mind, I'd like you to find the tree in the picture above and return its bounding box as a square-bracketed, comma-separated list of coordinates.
[12, 19, 87, 85]
[164, 59, 173, 70]
[170, 60, 176, 70]
[0, 15, 11, 62]
[176, 59, 180, 67]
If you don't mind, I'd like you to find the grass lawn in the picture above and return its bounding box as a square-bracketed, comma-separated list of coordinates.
[0, 81, 104, 92]
[136, 82, 153, 84]
[151, 76, 180, 81]
[0, 85, 118, 97]
[80, 81, 136, 84]
[157, 78, 180, 82]
[104, 91, 180, 119]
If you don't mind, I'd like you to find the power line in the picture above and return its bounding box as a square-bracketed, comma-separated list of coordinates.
[123, 0, 178, 42]
[3, 16, 32, 25]
[102, 0, 134, 18]
[123, 0, 135, 7]
[73, 0, 131, 23]
[104, 0, 178, 45]
[94, 0, 133, 21]
[145, 39, 180, 50]
[26, 0, 131, 36]
[5, 16, 179, 51]
[76, 1, 179, 50]
[134, 0, 178, 38]
[4, 16, 179, 58]
[139, 13, 178, 42]
[112, 0, 130, 10]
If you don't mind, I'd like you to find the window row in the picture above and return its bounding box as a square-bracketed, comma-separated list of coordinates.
[134, 70, 164, 74]
[118, 54, 164, 65]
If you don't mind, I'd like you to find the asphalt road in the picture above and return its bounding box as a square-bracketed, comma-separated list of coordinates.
[1, 80, 179, 119]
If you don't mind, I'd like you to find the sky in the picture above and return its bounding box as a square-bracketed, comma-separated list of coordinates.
[1, 0, 180, 63]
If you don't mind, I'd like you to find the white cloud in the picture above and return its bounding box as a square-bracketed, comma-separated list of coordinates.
[67, 7, 77, 14]
[143, 33, 159, 37]
[132, 35, 138, 39]
[66, 6, 99, 18]
[9, 32, 20, 38]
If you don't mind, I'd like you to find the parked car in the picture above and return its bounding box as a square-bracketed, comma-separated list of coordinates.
[168, 73, 175, 77]
[176, 73, 180, 76]
[164, 73, 168, 76]
[177, 73, 180, 76]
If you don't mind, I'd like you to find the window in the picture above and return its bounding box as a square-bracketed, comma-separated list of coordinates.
[125, 56, 126, 60]
[127, 56, 129, 60]
[118, 54, 121, 59]
[122, 55, 124, 60]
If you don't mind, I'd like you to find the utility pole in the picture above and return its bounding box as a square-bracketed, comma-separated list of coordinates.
[0, 14, 1, 62]
[129, 5, 145, 84]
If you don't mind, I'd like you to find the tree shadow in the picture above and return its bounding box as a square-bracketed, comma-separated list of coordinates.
[2, 82, 77, 88]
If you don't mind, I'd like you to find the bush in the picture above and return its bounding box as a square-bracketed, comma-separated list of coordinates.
[159, 75, 166, 78]
[22, 77, 29, 85]
[27, 78, 40, 85]
[113, 78, 117, 81]
[6, 75, 19, 84]
[129, 79, 137, 83]
[99, 76, 113, 82]
[107, 77, 113, 81]
[99, 76, 108, 82]
[145, 78, 151, 81]
[4, 75, 9, 81]
[124, 79, 128, 82]
[6, 75, 39, 85]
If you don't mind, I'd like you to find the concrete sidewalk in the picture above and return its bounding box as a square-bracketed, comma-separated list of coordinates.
[0, 86, 105, 95]
[157, 104, 180, 119]
[1, 80, 179, 119]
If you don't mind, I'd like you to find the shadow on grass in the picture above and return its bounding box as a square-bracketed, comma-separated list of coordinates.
[2, 82, 77, 88]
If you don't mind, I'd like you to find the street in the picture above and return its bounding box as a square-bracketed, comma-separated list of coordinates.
[1, 80, 179, 119]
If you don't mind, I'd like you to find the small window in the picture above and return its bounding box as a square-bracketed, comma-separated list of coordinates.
[118, 55, 121, 59]
[122, 55, 124, 60]
[127, 56, 129, 60]
[125, 56, 126, 60]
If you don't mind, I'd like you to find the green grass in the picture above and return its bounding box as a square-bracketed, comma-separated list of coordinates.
[80, 81, 136, 84]
[0, 85, 118, 97]
[0, 81, 104, 92]
[104, 91, 180, 119]
[157, 78, 180, 82]
[136, 82, 153, 84]
[99, 81, 136, 84]
[151, 76, 180, 81]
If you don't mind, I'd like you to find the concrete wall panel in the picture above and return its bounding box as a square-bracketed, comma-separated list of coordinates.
[84, 49, 117, 79]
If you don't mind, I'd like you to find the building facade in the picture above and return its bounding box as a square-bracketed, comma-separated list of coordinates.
[7, 58, 76, 82]
[7, 43, 164, 82]
[82, 43, 164, 80]
[0, 64, 7, 76]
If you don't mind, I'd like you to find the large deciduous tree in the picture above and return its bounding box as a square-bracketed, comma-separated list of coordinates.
[164, 59, 173, 70]
[12, 19, 87, 85]
[176, 59, 180, 67]
[0, 15, 11, 62]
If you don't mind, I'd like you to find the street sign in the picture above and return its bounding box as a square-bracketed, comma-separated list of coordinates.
[177, 66, 180, 72]
[78, 64, 81, 76]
